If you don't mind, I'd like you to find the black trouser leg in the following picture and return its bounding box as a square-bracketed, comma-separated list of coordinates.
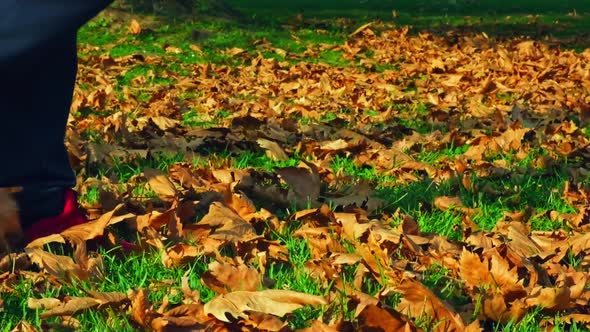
[0, 30, 78, 227]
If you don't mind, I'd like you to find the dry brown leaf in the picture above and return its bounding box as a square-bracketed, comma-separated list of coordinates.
[257, 138, 289, 161]
[525, 286, 571, 311]
[276, 161, 321, 208]
[201, 261, 262, 294]
[395, 279, 465, 332]
[25, 248, 87, 281]
[349, 22, 374, 37]
[129, 288, 150, 327]
[128, 19, 142, 35]
[357, 304, 417, 332]
[161, 243, 205, 268]
[298, 320, 340, 332]
[10, 321, 40, 332]
[27, 298, 61, 310]
[556, 313, 590, 327]
[434, 196, 478, 215]
[200, 202, 257, 241]
[39, 297, 101, 318]
[330, 180, 384, 213]
[244, 312, 286, 331]
[144, 168, 178, 202]
[203, 289, 327, 322]
[459, 249, 492, 292]
[151, 116, 180, 130]
[320, 139, 349, 151]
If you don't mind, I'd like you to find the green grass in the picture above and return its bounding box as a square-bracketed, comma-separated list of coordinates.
[12, 1, 589, 331]
[0, 248, 213, 331]
[331, 154, 574, 233]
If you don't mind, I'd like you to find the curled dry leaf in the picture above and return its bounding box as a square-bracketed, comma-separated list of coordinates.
[38, 297, 101, 318]
[243, 312, 286, 332]
[203, 289, 327, 322]
[330, 180, 384, 213]
[161, 243, 204, 268]
[257, 138, 289, 161]
[36, 291, 128, 319]
[26, 205, 131, 248]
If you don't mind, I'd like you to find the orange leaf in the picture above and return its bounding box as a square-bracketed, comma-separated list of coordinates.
[357, 304, 417, 332]
[128, 19, 141, 35]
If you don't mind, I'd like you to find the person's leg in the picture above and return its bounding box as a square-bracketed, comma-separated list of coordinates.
[0, 29, 79, 230]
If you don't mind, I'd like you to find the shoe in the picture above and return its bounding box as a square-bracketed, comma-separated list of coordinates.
[23, 189, 87, 244]
[23, 189, 136, 252]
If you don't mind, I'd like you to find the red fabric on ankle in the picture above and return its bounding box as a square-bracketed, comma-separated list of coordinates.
[24, 189, 87, 243]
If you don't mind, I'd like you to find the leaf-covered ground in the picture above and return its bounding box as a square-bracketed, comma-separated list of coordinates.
[3, 2, 590, 331]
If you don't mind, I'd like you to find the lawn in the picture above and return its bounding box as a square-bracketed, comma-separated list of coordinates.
[2, 0, 590, 331]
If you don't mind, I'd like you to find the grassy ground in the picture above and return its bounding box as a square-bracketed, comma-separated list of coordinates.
[3, 1, 590, 331]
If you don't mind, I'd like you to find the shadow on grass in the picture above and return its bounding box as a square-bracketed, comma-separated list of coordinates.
[113, 0, 590, 50]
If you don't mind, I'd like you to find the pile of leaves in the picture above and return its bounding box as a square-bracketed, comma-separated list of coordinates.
[3, 18, 590, 331]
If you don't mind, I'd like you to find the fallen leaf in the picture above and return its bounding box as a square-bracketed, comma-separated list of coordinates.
[27, 298, 61, 310]
[39, 297, 101, 318]
[395, 279, 465, 331]
[257, 138, 289, 161]
[144, 168, 178, 202]
[276, 162, 321, 208]
[10, 321, 40, 332]
[25, 248, 87, 281]
[203, 289, 327, 322]
[201, 261, 262, 294]
[357, 304, 417, 332]
[128, 19, 141, 35]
